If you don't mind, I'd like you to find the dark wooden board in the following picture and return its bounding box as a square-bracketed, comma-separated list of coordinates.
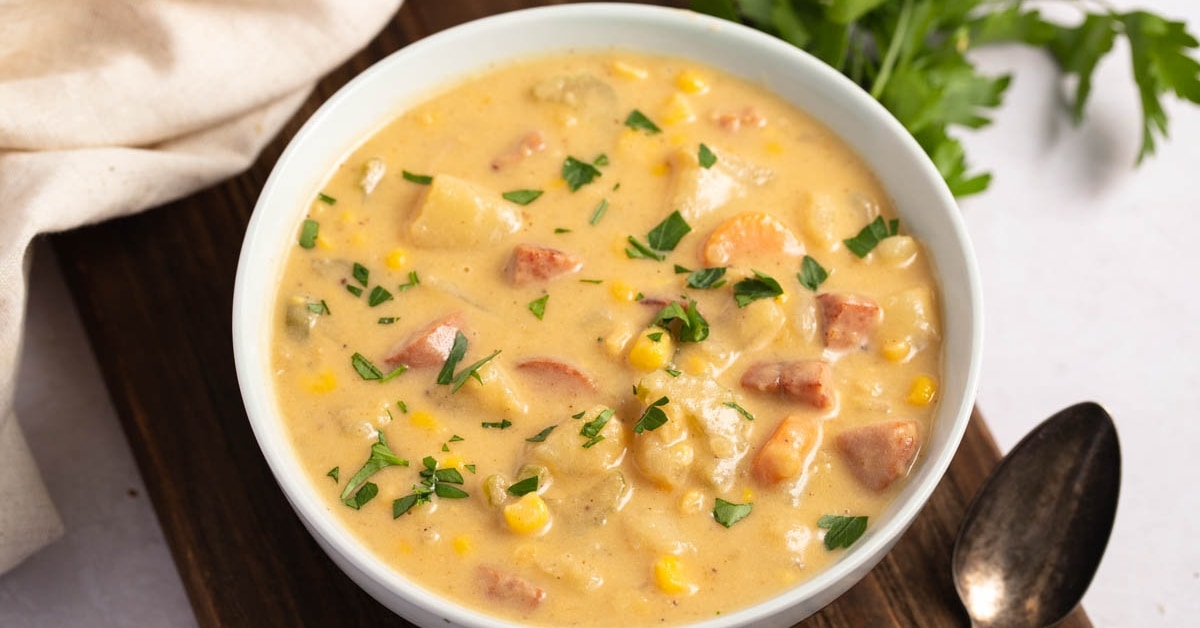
[48, 1, 1090, 626]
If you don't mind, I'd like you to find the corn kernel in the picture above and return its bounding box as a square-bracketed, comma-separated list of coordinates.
[612, 60, 648, 80]
[315, 235, 333, 251]
[610, 280, 638, 302]
[650, 161, 670, 176]
[441, 454, 465, 472]
[907, 374, 938, 406]
[409, 410, 439, 431]
[503, 493, 550, 535]
[302, 369, 337, 394]
[349, 232, 366, 247]
[675, 69, 709, 94]
[385, 248, 408, 270]
[681, 352, 710, 376]
[653, 555, 693, 595]
[397, 540, 413, 555]
[679, 489, 705, 515]
[742, 487, 755, 502]
[765, 140, 785, 155]
[881, 340, 912, 363]
[629, 328, 675, 372]
[339, 211, 357, 225]
[546, 177, 567, 190]
[774, 291, 790, 304]
[452, 535, 473, 556]
[661, 94, 695, 125]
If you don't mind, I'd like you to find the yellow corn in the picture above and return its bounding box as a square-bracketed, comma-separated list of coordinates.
[661, 93, 695, 125]
[679, 489, 705, 515]
[765, 140, 785, 156]
[349, 232, 367, 248]
[452, 535, 473, 556]
[681, 352, 711, 376]
[881, 340, 912, 363]
[629, 328, 675, 372]
[396, 540, 413, 555]
[315, 235, 333, 251]
[675, 69, 709, 94]
[302, 369, 337, 394]
[612, 60, 649, 80]
[503, 493, 550, 535]
[409, 410, 439, 431]
[609, 280, 638, 303]
[441, 454, 465, 472]
[339, 211, 357, 225]
[742, 487, 755, 502]
[653, 555, 691, 595]
[907, 374, 938, 406]
[650, 161, 671, 176]
[385, 248, 408, 270]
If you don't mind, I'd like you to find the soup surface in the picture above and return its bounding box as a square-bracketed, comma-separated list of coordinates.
[272, 51, 942, 626]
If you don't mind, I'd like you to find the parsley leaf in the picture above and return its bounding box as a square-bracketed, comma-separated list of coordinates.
[686, 267, 727, 289]
[579, 408, 615, 448]
[633, 396, 670, 433]
[625, 236, 664, 261]
[502, 189, 543, 205]
[843, 216, 898, 258]
[340, 432, 408, 508]
[589, 199, 609, 225]
[402, 170, 433, 184]
[298, 219, 319, 249]
[646, 210, 692, 252]
[732, 270, 783, 307]
[713, 498, 753, 528]
[798, 255, 829, 292]
[528, 294, 549, 320]
[653, 299, 710, 343]
[526, 425, 557, 443]
[507, 476, 540, 497]
[818, 514, 869, 550]
[624, 109, 663, 134]
[368, 286, 393, 307]
[562, 156, 602, 191]
[317, 192, 337, 205]
[698, 143, 717, 168]
[351, 353, 383, 381]
[723, 400, 755, 421]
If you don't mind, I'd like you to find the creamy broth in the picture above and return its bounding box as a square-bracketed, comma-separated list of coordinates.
[272, 52, 942, 626]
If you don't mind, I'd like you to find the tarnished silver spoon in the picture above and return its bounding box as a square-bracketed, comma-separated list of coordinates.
[952, 401, 1121, 627]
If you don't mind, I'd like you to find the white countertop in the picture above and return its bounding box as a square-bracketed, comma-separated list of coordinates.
[2, 2, 1198, 625]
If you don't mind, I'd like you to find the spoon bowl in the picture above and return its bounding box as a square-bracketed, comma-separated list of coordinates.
[953, 401, 1120, 627]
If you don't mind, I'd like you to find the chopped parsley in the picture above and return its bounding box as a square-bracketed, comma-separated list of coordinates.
[307, 300, 330, 315]
[436, 331, 500, 393]
[396, 400, 408, 413]
[594, 153, 609, 167]
[378, 317, 397, 324]
[589, 199, 609, 225]
[698, 143, 717, 168]
[507, 476, 540, 497]
[344, 482, 378, 510]
[579, 278, 603, 284]
[554, 227, 572, 234]
[723, 401, 755, 421]
[393, 456, 469, 517]
[580, 408, 615, 448]
[351, 353, 383, 380]
[317, 192, 337, 205]
[686, 267, 727, 289]
[818, 514, 869, 550]
[646, 210, 692, 252]
[502, 189, 543, 205]
[298, 219, 319, 249]
[633, 396, 670, 433]
[380, 364, 407, 383]
[624, 109, 663, 134]
[367, 286, 393, 307]
[674, 264, 692, 274]
[653, 299, 710, 343]
[402, 170, 433, 185]
[326, 467, 339, 482]
[398, 270, 420, 292]
[352, 263, 369, 287]
[482, 419, 513, 429]
[528, 294, 549, 320]
[345, 285, 363, 297]
[798, 255, 829, 292]
[562, 156, 602, 191]
[625, 236, 664, 261]
[526, 425, 557, 442]
[340, 433, 408, 509]
[733, 270, 784, 307]
[713, 498, 753, 528]
[843, 216, 900, 258]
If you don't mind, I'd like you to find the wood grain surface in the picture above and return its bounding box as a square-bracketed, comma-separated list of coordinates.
[48, 1, 1090, 626]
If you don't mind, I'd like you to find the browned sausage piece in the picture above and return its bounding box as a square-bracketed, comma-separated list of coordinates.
[476, 565, 546, 611]
[384, 313, 463, 368]
[508, 244, 583, 287]
[490, 131, 547, 171]
[516, 358, 597, 392]
[835, 420, 920, 491]
[740, 360, 833, 409]
[817, 293, 881, 350]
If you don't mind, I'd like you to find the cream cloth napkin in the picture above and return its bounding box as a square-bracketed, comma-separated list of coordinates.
[0, 0, 403, 575]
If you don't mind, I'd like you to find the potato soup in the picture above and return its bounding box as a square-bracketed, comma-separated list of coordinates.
[272, 51, 942, 626]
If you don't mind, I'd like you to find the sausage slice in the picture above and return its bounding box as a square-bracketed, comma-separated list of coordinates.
[507, 244, 583, 287]
[740, 360, 833, 409]
[476, 565, 546, 611]
[384, 313, 463, 368]
[835, 420, 920, 491]
[817, 293, 880, 350]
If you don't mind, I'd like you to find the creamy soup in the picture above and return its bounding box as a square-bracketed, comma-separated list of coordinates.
[272, 51, 941, 626]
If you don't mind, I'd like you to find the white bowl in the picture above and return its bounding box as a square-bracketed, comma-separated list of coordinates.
[232, 4, 984, 627]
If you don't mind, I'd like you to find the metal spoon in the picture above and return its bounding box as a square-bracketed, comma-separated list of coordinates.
[952, 401, 1121, 627]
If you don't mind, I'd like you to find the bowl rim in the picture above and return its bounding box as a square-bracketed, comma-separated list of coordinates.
[233, 3, 984, 627]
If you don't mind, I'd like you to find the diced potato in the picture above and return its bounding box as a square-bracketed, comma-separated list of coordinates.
[483, 474, 509, 507]
[461, 360, 529, 418]
[548, 472, 630, 528]
[528, 405, 626, 476]
[532, 74, 617, 119]
[524, 545, 604, 591]
[727, 297, 786, 353]
[622, 507, 693, 555]
[876, 235, 919, 267]
[666, 147, 772, 223]
[878, 286, 941, 352]
[359, 157, 386, 195]
[408, 175, 522, 248]
[284, 296, 318, 340]
[799, 192, 875, 251]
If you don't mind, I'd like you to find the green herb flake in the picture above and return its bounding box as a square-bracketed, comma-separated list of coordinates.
[317, 192, 337, 205]
[528, 294, 549, 320]
[396, 400, 408, 413]
[624, 109, 663, 135]
[818, 514, 869, 550]
[686, 267, 727, 289]
[589, 199, 610, 225]
[465, 464, 476, 474]
[482, 419, 513, 430]
[402, 170, 433, 185]
[345, 285, 363, 297]
[579, 278, 604, 284]
[352, 263, 369, 287]
[351, 353, 383, 381]
[507, 476, 540, 497]
[698, 143, 717, 168]
[392, 494, 421, 518]
[449, 435, 464, 442]
[665, 368, 682, 377]
[340, 433, 408, 508]
[326, 467, 339, 482]
[562, 156, 602, 191]
[451, 350, 501, 393]
[298, 219, 319, 249]
[380, 365, 407, 383]
[368, 286, 393, 307]
[625, 236, 664, 261]
[646, 210, 692, 252]
[378, 317, 397, 325]
[798, 255, 829, 292]
[653, 299, 710, 343]
[307, 300, 330, 315]
[526, 425, 557, 442]
[571, 410, 587, 420]
[843, 216, 897, 258]
[674, 264, 693, 274]
[554, 227, 572, 234]
[344, 482, 378, 510]
[580, 408, 615, 448]
[594, 154, 610, 167]
[713, 498, 753, 528]
[436, 331, 469, 386]
[502, 189, 544, 205]
[723, 401, 755, 421]
[633, 396, 670, 434]
[647, 332, 664, 342]
[733, 270, 784, 307]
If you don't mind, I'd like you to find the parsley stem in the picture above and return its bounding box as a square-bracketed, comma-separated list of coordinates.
[871, 0, 914, 100]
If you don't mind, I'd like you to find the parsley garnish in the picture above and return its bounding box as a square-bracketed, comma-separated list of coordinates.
[398, 270, 420, 292]
[393, 457, 469, 517]
[507, 476, 540, 497]
[633, 396, 670, 433]
[448, 435, 463, 442]
[674, 264, 692, 274]
[713, 498, 753, 528]
[380, 364, 407, 383]
[580, 408, 615, 448]
[436, 331, 501, 393]
[345, 285, 363, 297]
[625, 236, 664, 261]
[402, 170, 433, 184]
[368, 286, 393, 307]
[818, 514, 869, 550]
[579, 278, 603, 284]
[798, 255, 829, 292]
[646, 210, 692, 251]
[351, 353, 383, 380]
[843, 216, 899, 258]
[554, 227, 572, 234]
[298, 219, 319, 249]
[526, 425, 557, 442]
[624, 109, 663, 134]
[686, 267, 727, 289]
[594, 154, 609, 167]
[653, 299, 710, 343]
[732, 271, 784, 307]
[528, 294, 549, 320]
[562, 156, 602, 191]
[589, 199, 609, 225]
[378, 317, 397, 324]
[307, 300, 330, 315]
[340, 433, 408, 509]
[352, 263, 369, 287]
[502, 189, 543, 205]
[698, 143, 717, 168]
[723, 401, 755, 421]
[317, 192, 337, 205]
[326, 467, 339, 482]
[482, 419, 512, 429]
